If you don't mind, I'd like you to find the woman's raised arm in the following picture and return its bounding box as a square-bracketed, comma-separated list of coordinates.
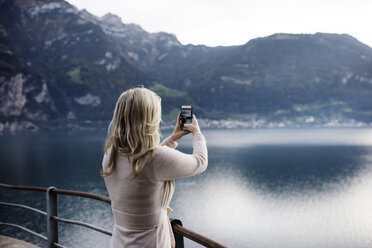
[154, 115, 207, 180]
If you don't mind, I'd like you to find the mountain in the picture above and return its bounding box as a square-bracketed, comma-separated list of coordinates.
[186, 33, 372, 122]
[1, 0, 372, 133]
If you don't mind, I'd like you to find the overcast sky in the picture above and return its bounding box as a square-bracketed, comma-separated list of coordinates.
[68, 0, 372, 48]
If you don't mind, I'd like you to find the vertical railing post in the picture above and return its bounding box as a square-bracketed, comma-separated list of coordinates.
[171, 219, 184, 248]
[46, 187, 58, 248]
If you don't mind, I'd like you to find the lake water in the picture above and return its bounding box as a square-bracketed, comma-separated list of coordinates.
[1, 128, 372, 248]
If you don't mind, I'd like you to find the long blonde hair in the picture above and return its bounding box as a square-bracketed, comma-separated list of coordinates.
[102, 87, 161, 178]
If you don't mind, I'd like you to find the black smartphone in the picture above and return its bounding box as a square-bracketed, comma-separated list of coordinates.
[180, 105, 193, 129]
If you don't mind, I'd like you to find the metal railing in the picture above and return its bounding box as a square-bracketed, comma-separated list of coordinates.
[0, 183, 226, 248]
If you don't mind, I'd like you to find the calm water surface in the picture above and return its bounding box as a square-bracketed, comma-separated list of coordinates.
[1, 128, 372, 248]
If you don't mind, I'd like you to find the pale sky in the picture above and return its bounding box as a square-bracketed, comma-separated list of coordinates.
[68, 0, 372, 48]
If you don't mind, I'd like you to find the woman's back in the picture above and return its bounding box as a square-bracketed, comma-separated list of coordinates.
[103, 134, 207, 248]
[103, 151, 165, 216]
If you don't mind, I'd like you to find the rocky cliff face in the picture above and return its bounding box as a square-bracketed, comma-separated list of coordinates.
[0, 74, 27, 116]
[0, 0, 149, 133]
[0, 73, 56, 133]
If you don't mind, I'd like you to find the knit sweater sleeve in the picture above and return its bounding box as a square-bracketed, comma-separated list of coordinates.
[152, 132, 208, 181]
[159, 136, 178, 149]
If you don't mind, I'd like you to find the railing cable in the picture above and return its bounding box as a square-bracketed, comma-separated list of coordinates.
[0, 201, 47, 216]
[0, 222, 47, 241]
[52, 216, 112, 236]
[53, 242, 68, 248]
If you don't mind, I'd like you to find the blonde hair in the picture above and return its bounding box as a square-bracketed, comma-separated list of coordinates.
[102, 87, 161, 179]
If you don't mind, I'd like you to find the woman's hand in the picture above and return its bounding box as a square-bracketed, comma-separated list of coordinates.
[171, 112, 190, 142]
[183, 114, 200, 135]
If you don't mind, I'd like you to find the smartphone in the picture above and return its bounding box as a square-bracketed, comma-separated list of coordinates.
[180, 105, 193, 129]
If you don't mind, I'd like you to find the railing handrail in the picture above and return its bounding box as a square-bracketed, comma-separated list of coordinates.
[0, 183, 48, 192]
[0, 183, 227, 248]
[0, 183, 111, 203]
[54, 188, 111, 204]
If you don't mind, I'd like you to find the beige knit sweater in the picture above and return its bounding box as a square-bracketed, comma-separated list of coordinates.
[102, 132, 208, 248]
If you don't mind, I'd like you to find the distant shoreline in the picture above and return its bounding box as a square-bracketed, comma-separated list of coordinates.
[160, 118, 372, 130]
[1, 118, 372, 135]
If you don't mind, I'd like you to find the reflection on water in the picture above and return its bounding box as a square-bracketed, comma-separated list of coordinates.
[171, 164, 372, 248]
[1, 129, 372, 248]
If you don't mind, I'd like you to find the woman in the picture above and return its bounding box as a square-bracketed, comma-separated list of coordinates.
[102, 87, 208, 248]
